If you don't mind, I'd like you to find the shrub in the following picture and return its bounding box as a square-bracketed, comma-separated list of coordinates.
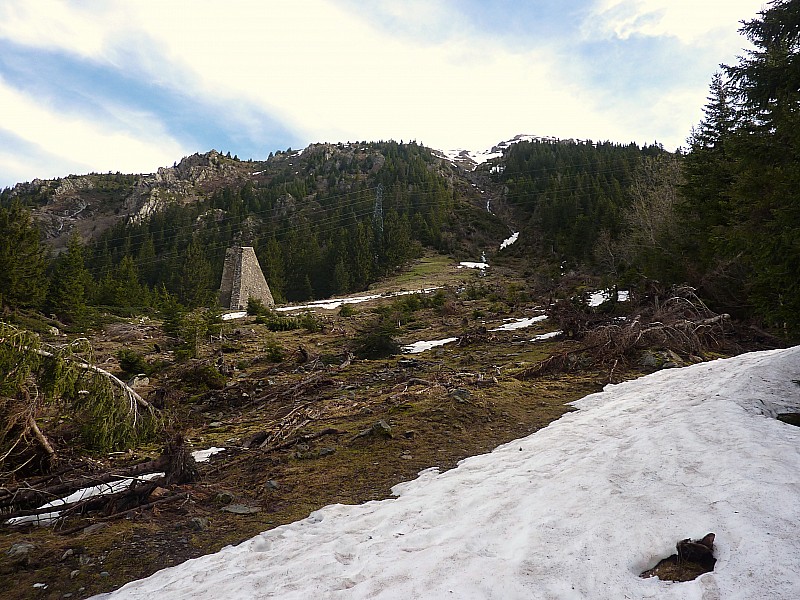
[255, 312, 299, 331]
[247, 297, 270, 316]
[298, 311, 322, 332]
[263, 340, 285, 362]
[116, 349, 153, 378]
[351, 318, 400, 359]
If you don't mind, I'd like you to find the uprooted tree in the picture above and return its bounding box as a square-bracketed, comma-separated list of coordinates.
[0, 322, 161, 478]
[517, 285, 738, 381]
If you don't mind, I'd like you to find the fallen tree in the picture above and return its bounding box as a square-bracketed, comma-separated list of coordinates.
[1, 434, 196, 527]
[0, 322, 161, 479]
[517, 285, 737, 381]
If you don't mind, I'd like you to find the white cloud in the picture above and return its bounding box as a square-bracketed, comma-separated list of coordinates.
[0, 0, 126, 60]
[0, 0, 771, 186]
[0, 76, 188, 181]
[587, 0, 765, 45]
[119, 1, 617, 151]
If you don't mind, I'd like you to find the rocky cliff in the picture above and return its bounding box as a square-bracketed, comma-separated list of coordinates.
[9, 150, 261, 251]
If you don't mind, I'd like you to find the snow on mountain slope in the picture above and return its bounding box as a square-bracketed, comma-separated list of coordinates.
[94, 347, 800, 599]
[434, 134, 557, 170]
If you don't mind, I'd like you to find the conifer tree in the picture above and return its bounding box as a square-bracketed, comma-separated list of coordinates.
[178, 237, 214, 308]
[48, 231, 91, 324]
[0, 200, 48, 310]
[722, 0, 800, 331]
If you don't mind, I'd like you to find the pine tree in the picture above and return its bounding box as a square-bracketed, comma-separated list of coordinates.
[680, 72, 742, 297]
[0, 200, 48, 310]
[178, 237, 214, 308]
[258, 236, 286, 303]
[48, 231, 91, 324]
[136, 234, 158, 287]
[721, 0, 800, 332]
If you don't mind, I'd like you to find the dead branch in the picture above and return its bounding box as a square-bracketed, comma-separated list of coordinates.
[27, 415, 55, 458]
[1, 434, 195, 516]
[57, 492, 186, 536]
[518, 286, 733, 380]
[259, 427, 341, 453]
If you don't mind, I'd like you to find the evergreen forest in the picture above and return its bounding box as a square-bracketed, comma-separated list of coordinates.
[0, 0, 798, 337]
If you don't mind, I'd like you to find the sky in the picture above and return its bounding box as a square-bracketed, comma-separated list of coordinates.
[92, 345, 800, 599]
[0, 0, 768, 189]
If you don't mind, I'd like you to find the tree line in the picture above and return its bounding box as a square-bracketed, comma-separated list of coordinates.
[493, 0, 799, 336]
[0, 141, 455, 325]
[1, 2, 798, 337]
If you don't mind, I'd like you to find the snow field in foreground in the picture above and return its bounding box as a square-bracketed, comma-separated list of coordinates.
[95, 347, 800, 599]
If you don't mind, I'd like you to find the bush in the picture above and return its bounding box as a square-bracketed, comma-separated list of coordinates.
[339, 303, 356, 317]
[351, 318, 400, 359]
[247, 297, 270, 316]
[298, 311, 322, 332]
[255, 312, 300, 331]
[190, 364, 227, 390]
[263, 340, 285, 362]
[117, 349, 153, 377]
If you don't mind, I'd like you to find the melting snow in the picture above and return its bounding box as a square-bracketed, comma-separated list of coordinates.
[499, 231, 519, 250]
[221, 311, 247, 321]
[93, 346, 800, 599]
[192, 447, 225, 463]
[457, 262, 488, 270]
[531, 330, 562, 341]
[8, 473, 164, 527]
[277, 288, 441, 312]
[402, 337, 458, 354]
[223, 289, 442, 319]
[588, 289, 630, 307]
[489, 314, 547, 332]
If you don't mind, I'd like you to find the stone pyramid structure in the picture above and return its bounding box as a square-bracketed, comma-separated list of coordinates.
[219, 246, 274, 310]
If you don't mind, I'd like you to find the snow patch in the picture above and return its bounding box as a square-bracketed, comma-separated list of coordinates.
[489, 314, 547, 331]
[221, 311, 247, 321]
[402, 337, 458, 354]
[499, 231, 519, 250]
[531, 330, 561, 341]
[7, 473, 164, 527]
[94, 347, 800, 599]
[276, 288, 441, 312]
[588, 289, 630, 307]
[192, 447, 225, 463]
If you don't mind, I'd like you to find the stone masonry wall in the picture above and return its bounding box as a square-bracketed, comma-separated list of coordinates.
[219, 246, 274, 310]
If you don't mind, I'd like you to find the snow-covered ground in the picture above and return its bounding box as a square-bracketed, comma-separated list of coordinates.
[94, 346, 800, 599]
[437, 134, 550, 171]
